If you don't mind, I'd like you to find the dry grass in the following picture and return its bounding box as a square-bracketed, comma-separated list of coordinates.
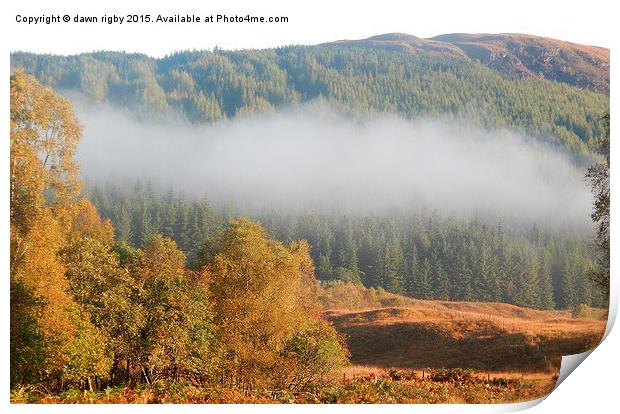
[13, 369, 555, 404]
[322, 287, 606, 373]
[342, 365, 557, 382]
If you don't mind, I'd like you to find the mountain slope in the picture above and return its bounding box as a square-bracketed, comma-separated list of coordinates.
[11, 33, 609, 155]
[324, 33, 609, 93]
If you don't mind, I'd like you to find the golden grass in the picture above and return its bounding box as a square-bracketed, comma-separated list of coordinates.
[322, 288, 606, 373]
[341, 365, 557, 382]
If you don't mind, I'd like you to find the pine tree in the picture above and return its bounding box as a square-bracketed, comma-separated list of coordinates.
[335, 224, 359, 275]
[413, 258, 433, 299]
[577, 257, 593, 306]
[405, 244, 419, 296]
[161, 195, 177, 239]
[454, 254, 474, 301]
[174, 201, 191, 251]
[560, 254, 578, 309]
[430, 252, 450, 300]
[316, 253, 333, 280]
[538, 254, 556, 309]
[585, 113, 610, 295]
[115, 207, 133, 244]
[140, 210, 156, 246]
[474, 245, 492, 302]
[382, 238, 405, 294]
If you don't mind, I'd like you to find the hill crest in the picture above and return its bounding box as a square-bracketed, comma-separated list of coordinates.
[323, 32, 609, 93]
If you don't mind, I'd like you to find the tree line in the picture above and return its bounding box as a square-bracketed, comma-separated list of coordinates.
[88, 182, 604, 311]
[11, 46, 608, 156]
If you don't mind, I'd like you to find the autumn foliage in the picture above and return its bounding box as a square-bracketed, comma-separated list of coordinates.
[10, 71, 348, 392]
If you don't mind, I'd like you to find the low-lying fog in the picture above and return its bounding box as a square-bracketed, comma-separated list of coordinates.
[73, 102, 593, 228]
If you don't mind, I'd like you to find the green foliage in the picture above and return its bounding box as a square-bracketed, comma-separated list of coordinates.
[61, 307, 113, 387]
[58, 228, 221, 386]
[428, 368, 473, 383]
[586, 114, 610, 294]
[10, 280, 47, 387]
[317, 281, 415, 310]
[11, 47, 609, 155]
[278, 322, 349, 390]
[204, 218, 349, 389]
[572, 303, 607, 319]
[124, 235, 219, 384]
[88, 183, 602, 310]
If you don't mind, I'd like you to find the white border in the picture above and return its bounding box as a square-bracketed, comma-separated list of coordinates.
[1, 1, 617, 412]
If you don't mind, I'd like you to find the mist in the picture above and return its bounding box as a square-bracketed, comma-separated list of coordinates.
[73, 102, 593, 228]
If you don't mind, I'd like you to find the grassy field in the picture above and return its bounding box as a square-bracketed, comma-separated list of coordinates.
[324, 298, 606, 372]
[317, 285, 604, 403]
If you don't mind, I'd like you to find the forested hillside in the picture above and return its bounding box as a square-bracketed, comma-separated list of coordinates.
[326, 33, 610, 93]
[88, 183, 602, 310]
[11, 37, 609, 155]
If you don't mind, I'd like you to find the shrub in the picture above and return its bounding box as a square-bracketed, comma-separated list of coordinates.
[429, 368, 473, 383]
[277, 321, 350, 390]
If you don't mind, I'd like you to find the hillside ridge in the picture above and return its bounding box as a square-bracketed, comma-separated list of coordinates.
[323, 32, 609, 93]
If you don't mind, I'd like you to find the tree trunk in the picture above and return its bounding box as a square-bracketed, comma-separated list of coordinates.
[142, 366, 151, 384]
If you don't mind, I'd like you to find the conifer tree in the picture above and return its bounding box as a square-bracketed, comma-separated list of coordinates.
[538, 254, 556, 309]
[382, 238, 405, 294]
[431, 252, 450, 300]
